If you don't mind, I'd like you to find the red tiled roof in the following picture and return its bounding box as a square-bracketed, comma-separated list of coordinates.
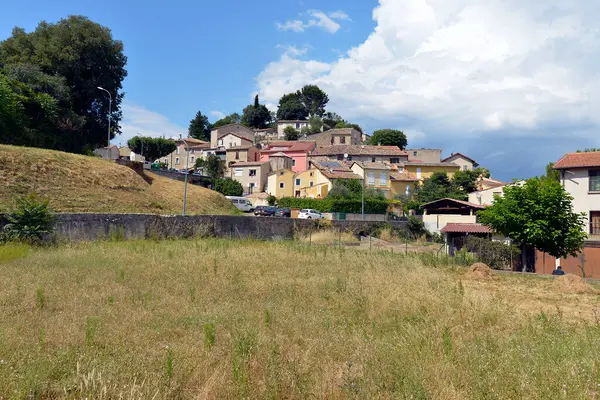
[311, 161, 362, 180]
[229, 161, 269, 167]
[351, 161, 390, 170]
[390, 170, 418, 182]
[442, 152, 478, 165]
[441, 223, 492, 234]
[220, 132, 254, 143]
[262, 141, 316, 153]
[553, 152, 600, 169]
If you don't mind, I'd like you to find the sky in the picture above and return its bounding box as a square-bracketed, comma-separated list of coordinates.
[2, 0, 599, 181]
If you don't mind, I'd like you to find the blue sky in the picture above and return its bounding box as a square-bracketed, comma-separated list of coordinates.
[2, 0, 599, 181]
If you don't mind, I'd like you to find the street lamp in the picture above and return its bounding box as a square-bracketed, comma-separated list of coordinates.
[180, 134, 190, 216]
[97, 87, 112, 156]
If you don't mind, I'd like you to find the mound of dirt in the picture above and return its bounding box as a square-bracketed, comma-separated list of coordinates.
[553, 274, 597, 294]
[466, 263, 497, 280]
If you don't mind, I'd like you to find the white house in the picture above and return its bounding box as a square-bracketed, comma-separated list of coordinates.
[553, 151, 600, 240]
[276, 120, 310, 136]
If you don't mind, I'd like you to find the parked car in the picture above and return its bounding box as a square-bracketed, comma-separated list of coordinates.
[226, 196, 254, 213]
[274, 207, 291, 218]
[298, 209, 324, 219]
[254, 206, 277, 216]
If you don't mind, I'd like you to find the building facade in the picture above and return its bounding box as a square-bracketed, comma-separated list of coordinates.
[310, 145, 408, 164]
[260, 141, 316, 173]
[276, 120, 310, 136]
[442, 153, 479, 171]
[229, 161, 271, 194]
[406, 148, 442, 163]
[157, 138, 209, 170]
[210, 124, 255, 148]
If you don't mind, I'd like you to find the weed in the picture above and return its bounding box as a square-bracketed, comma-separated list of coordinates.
[85, 317, 99, 347]
[165, 349, 174, 381]
[265, 309, 272, 328]
[35, 288, 45, 310]
[116, 268, 125, 283]
[107, 295, 114, 305]
[442, 326, 452, 357]
[235, 328, 257, 359]
[108, 226, 125, 241]
[204, 322, 216, 350]
[188, 287, 196, 303]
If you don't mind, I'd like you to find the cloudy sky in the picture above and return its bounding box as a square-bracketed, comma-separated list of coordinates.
[2, 0, 598, 180]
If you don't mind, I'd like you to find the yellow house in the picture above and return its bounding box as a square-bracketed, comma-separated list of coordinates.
[295, 161, 362, 198]
[390, 170, 419, 198]
[267, 169, 296, 198]
[350, 161, 393, 199]
[399, 161, 460, 182]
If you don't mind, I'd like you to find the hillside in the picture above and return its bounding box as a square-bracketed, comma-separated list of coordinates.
[0, 145, 238, 215]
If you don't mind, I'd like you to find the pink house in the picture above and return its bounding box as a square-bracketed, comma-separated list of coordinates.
[260, 141, 316, 173]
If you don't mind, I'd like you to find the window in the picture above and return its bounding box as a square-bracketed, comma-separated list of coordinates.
[340, 136, 346, 144]
[590, 170, 600, 192]
[295, 123, 300, 129]
[310, 172, 314, 177]
[176, 147, 180, 155]
[347, 156, 352, 161]
[249, 183, 255, 188]
[296, 178, 301, 186]
[279, 182, 285, 189]
[416, 168, 422, 179]
[371, 157, 376, 162]
[413, 151, 417, 156]
[190, 156, 194, 164]
[235, 151, 239, 160]
[249, 169, 257, 177]
[390, 158, 399, 163]
[292, 159, 296, 167]
[591, 211, 600, 235]
[175, 157, 180, 165]
[405, 185, 411, 195]
[191, 149, 195, 154]
[310, 181, 314, 187]
[367, 172, 375, 185]
[379, 173, 387, 186]
[234, 168, 243, 177]
[295, 190, 301, 197]
[218, 139, 223, 146]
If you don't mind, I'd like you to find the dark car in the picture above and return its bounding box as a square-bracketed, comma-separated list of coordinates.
[254, 206, 277, 216]
[274, 207, 291, 218]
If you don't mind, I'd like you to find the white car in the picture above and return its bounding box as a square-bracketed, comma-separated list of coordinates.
[225, 196, 254, 213]
[298, 209, 324, 219]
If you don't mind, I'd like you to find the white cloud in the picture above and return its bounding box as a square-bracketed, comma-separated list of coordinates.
[259, 0, 600, 137]
[275, 44, 308, 57]
[276, 9, 350, 34]
[116, 103, 187, 145]
[210, 110, 225, 119]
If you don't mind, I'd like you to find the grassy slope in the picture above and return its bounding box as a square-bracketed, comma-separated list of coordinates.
[0, 145, 238, 215]
[1, 240, 599, 398]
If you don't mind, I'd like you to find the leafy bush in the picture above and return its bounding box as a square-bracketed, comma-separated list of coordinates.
[214, 178, 243, 196]
[2, 194, 55, 243]
[267, 194, 277, 206]
[464, 236, 520, 269]
[406, 215, 426, 238]
[278, 197, 389, 214]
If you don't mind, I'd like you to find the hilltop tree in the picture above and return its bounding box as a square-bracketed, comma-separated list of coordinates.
[283, 126, 299, 140]
[334, 121, 363, 133]
[478, 178, 586, 259]
[212, 112, 241, 128]
[542, 162, 560, 182]
[276, 93, 308, 121]
[241, 95, 271, 129]
[127, 136, 176, 162]
[415, 172, 466, 204]
[297, 85, 329, 117]
[188, 111, 211, 141]
[322, 111, 344, 128]
[370, 129, 407, 149]
[0, 16, 127, 153]
[196, 154, 225, 179]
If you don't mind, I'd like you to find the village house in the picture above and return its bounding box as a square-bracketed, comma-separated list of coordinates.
[157, 137, 209, 170]
[225, 145, 260, 169]
[442, 152, 479, 171]
[397, 161, 460, 182]
[421, 198, 486, 234]
[407, 148, 442, 163]
[210, 124, 255, 148]
[310, 144, 408, 164]
[260, 141, 316, 173]
[93, 145, 119, 160]
[553, 151, 600, 240]
[229, 161, 271, 194]
[350, 161, 392, 199]
[294, 161, 362, 198]
[266, 153, 295, 198]
[300, 128, 362, 146]
[118, 147, 145, 162]
[276, 120, 310, 136]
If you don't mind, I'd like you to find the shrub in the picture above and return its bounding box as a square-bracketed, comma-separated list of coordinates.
[406, 215, 426, 239]
[267, 194, 277, 206]
[277, 197, 389, 214]
[214, 178, 244, 196]
[464, 236, 520, 269]
[2, 194, 55, 244]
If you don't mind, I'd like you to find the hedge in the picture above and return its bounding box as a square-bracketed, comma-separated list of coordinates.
[278, 197, 389, 214]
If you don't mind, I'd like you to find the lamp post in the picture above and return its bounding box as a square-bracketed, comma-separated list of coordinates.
[180, 135, 189, 216]
[362, 172, 365, 221]
[97, 87, 112, 157]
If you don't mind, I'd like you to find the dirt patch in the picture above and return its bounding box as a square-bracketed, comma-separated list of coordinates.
[466, 263, 498, 280]
[552, 274, 597, 294]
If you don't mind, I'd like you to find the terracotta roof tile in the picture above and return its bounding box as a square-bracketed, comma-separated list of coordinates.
[229, 161, 270, 167]
[440, 223, 492, 234]
[390, 170, 418, 181]
[311, 161, 362, 180]
[553, 152, 600, 169]
[351, 161, 391, 170]
[261, 141, 316, 153]
[311, 145, 407, 156]
[442, 152, 478, 165]
[398, 161, 460, 168]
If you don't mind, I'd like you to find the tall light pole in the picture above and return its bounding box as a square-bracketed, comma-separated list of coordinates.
[97, 87, 112, 157]
[362, 172, 365, 221]
[180, 135, 189, 216]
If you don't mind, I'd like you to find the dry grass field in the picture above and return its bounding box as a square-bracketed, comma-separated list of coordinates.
[0, 145, 238, 215]
[2, 239, 600, 399]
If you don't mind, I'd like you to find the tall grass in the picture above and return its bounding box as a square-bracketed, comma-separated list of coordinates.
[0, 239, 599, 398]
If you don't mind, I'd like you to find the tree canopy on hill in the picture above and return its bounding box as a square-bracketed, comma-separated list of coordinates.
[241, 95, 271, 129]
[0, 16, 127, 153]
[369, 129, 407, 149]
[188, 111, 211, 141]
[127, 136, 176, 162]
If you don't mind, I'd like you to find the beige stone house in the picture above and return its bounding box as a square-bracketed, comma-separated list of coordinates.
[229, 161, 271, 194]
[407, 148, 442, 163]
[157, 138, 209, 169]
[210, 124, 255, 148]
[276, 120, 310, 136]
[300, 128, 362, 146]
[310, 145, 408, 164]
[226, 145, 260, 168]
[442, 153, 479, 171]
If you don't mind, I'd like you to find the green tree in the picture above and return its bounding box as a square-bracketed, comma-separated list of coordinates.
[188, 111, 211, 141]
[415, 172, 466, 204]
[212, 112, 241, 128]
[276, 93, 308, 121]
[297, 85, 329, 117]
[452, 169, 480, 193]
[322, 111, 344, 128]
[478, 178, 586, 259]
[334, 121, 363, 133]
[241, 95, 272, 129]
[126, 136, 176, 162]
[542, 162, 560, 182]
[200, 154, 225, 179]
[370, 129, 407, 149]
[308, 115, 323, 134]
[0, 16, 128, 153]
[283, 125, 299, 141]
[214, 178, 243, 196]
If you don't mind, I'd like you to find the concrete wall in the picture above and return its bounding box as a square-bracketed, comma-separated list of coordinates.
[0, 214, 406, 243]
[423, 214, 477, 234]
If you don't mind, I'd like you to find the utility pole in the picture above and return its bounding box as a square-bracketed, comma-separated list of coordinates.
[181, 135, 189, 216]
[362, 172, 365, 221]
[97, 87, 112, 156]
